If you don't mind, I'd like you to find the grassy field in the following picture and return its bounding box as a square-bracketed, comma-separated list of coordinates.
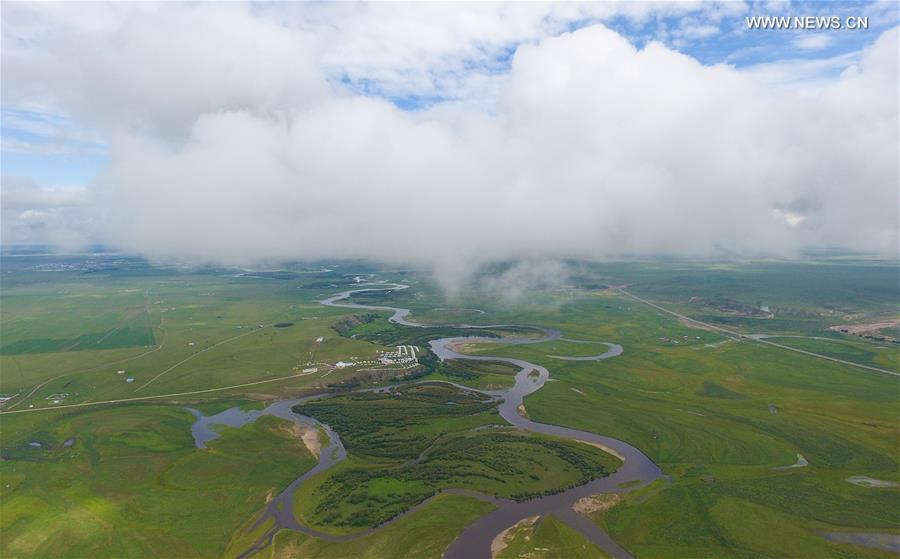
[266, 493, 495, 559]
[455, 288, 899, 558]
[0, 258, 406, 410]
[761, 335, 899, 373]
[293, 383, 502, 460]
[496, 514, 609, 559]
[599, 479, 898, 559]
[0, 403, 316, 558]
[424, 358, 521, 389]
[1, 254, 896, 558]
[292, 383, 620, 532]
[600, 260, 899, 335]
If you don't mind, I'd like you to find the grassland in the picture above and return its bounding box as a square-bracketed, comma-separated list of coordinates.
[0, 258, 404, 410]
[602, 259, 899, 335]
[496, 514, 609, 559]
[453, 288, 898, 558]
[1, 254, 897, 558]
[760, 335, 899, 373]
[1, 326, 156, 355]
[267, 493, 495, 559]
[293, 384, 501, 461]
[0, 404, 316, 558]
[425, 359, 521, 389]
[600, 479, 898, 559]
[292, 383, 620, 532]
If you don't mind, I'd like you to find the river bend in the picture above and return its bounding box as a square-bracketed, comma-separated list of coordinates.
[223, 284, 662, 559]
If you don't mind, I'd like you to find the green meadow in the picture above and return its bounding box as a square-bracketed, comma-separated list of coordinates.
[0, 258, 400, 409]
[267, 493, 495, 559]
[1, 255, 897, 558]
[426, 358, 522, 389]
[455, 287, 898, 558]
[761, 335, 899, 373]
[291, 383, 620, 532]
[0, 404, 316, 558]
[496, 514, 609, 559]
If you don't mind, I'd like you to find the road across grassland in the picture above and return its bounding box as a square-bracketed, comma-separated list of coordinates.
[4, 299, 169, 411]
[0, 369, 318, 415]
[2, 320, 272, 412]
[616, 289, 899, 377]
[134, 325, 271, 392]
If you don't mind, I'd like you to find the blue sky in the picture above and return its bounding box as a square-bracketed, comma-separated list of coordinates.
[2, 107, 107, 185]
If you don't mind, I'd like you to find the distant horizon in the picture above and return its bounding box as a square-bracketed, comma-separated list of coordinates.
[3, 243, 896, 264]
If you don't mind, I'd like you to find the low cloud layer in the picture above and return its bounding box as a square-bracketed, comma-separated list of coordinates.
[2, 4, 898, 285]
[1, 177, 93, 250]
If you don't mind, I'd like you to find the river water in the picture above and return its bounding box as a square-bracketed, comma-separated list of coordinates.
[199, 284, 662, 559]
[428, 336, 660, 558]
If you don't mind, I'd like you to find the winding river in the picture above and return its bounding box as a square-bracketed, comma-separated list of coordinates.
[211, 284, 662, 559]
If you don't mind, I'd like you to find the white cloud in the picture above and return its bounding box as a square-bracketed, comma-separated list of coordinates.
[742, 50, 862, 94]
[263, 2, 708, 102]
[1, 4, 897, 289]
[673, 16, 721, 41]
[3, 4, 326, 138]
[772, 208, 806, 228]
[2, 180, 87, 210]
[0, 177, 94, 248]
[793, 34, 833, 51]
[3, 3, 734, 117]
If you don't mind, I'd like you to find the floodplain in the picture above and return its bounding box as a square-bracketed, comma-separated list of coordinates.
[1, 254, 897, 558]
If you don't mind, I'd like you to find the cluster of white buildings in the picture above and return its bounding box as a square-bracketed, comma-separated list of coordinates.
[321, 345, 421, 372]
[378, 345, 418, 365]
[298, 336, 421, 375]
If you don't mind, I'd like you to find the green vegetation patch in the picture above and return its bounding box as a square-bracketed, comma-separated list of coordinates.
[697, 381, 747, 400]
[294, 383, 499, 460]
[604, 475, 899, 559]
[270, 493, 495, 559]
[427, 359, 521, 389]
[297, 431, 618, 532]
[496, 514, 609, 559]
[1, 326, 156, 355]
[0, 405, 316, 558]
[331, 312, 536, 348]
[292, 384, 620, 532]
[765, 336, 900, 373]
[3, 256, 897, 559]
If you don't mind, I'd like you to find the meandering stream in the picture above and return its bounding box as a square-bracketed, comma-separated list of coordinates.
[212, 284, 662, 559]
